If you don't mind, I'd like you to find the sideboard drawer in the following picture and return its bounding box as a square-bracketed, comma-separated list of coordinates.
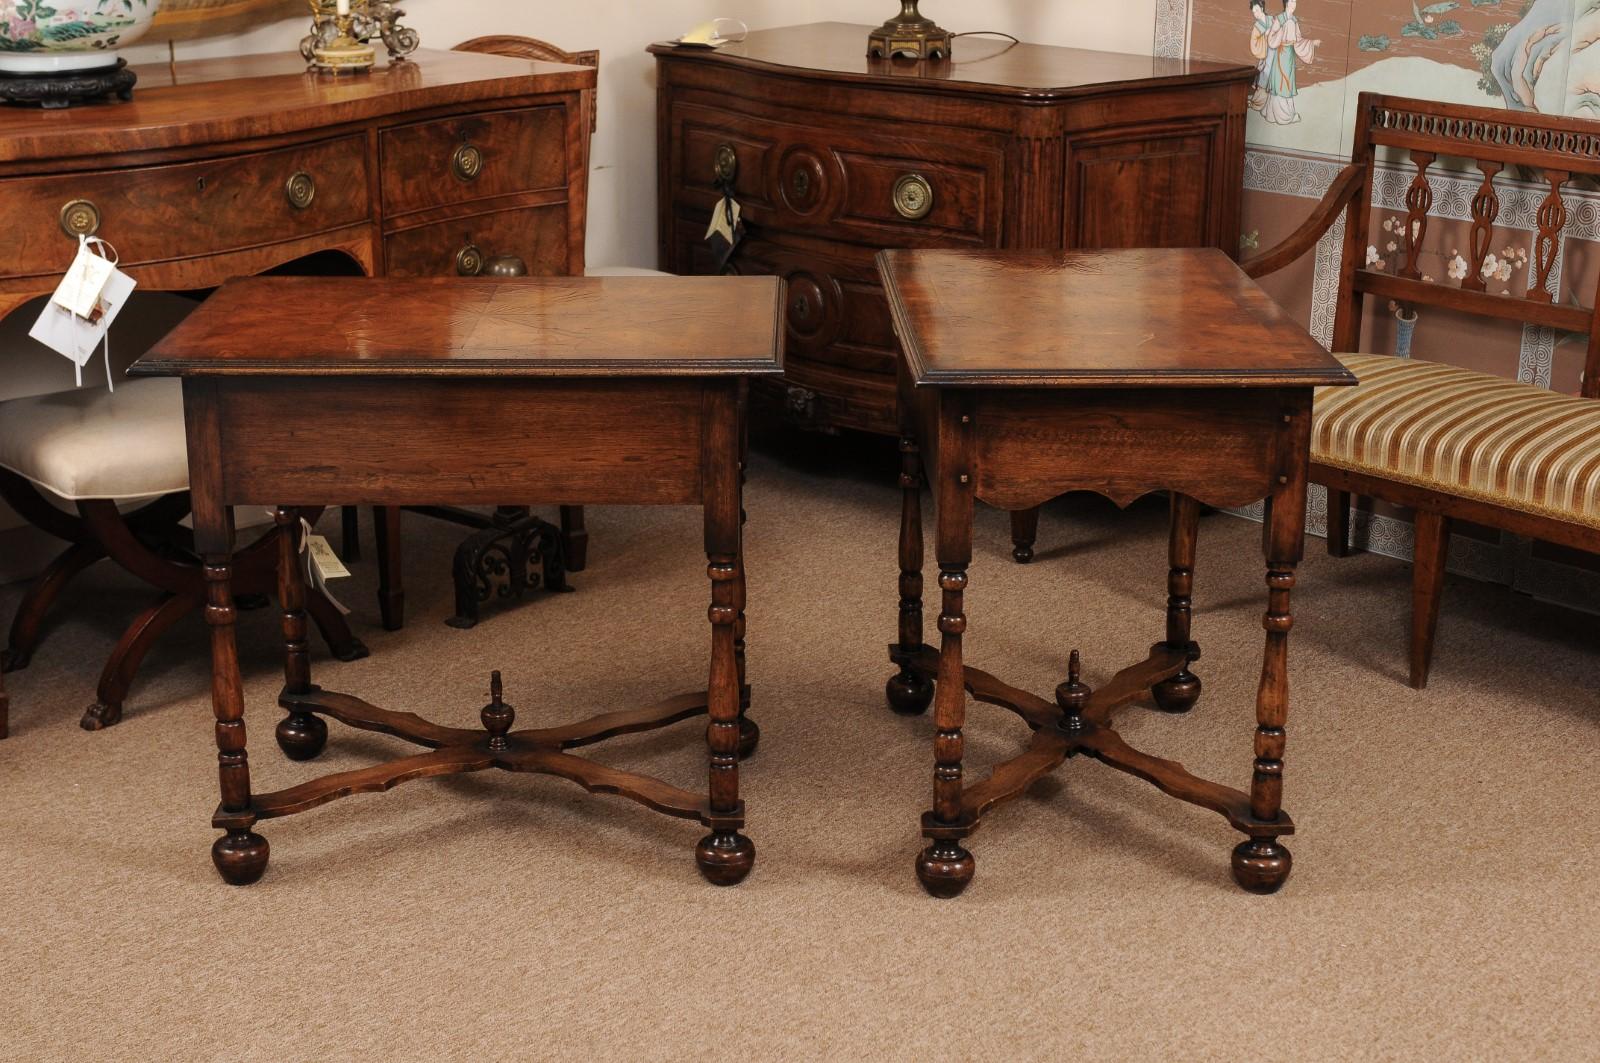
[384, 204, 571, 278]
[380, 106, 568, 218]
[2, 135, 371, 281]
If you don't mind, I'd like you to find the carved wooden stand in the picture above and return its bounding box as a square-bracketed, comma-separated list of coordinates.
[135, 272, 784, 887]
[876, 247, 1354, 899]
[209, 507, 757, 886]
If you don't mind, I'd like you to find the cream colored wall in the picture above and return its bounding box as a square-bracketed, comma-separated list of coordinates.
[0, 3, 1156, 554]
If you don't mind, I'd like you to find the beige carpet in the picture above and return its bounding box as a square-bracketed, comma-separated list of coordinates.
[2, 437, 1597, 1062]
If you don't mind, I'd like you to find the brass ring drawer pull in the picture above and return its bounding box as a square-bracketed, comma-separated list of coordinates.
[285, 171, 317, 210]
[713, 143, 738, 183]
[59, 199, 102, 239]
[892, 173, 934, 220]
[452, 143, 485, 182]
[456, 243, 486, 276]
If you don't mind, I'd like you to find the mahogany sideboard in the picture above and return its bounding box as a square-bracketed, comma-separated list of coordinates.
[0, 49, 594, 318]
[652, 22, 1254, 436]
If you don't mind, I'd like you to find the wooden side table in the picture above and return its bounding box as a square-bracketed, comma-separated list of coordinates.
[878, 248, 1354, 898]
[132, 274, 784, 886]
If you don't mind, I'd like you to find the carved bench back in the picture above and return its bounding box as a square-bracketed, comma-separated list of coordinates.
[1334, 92, 1600, 398]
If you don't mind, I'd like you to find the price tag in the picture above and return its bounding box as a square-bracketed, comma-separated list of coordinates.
[51, 239, 116, 320]
[28, 237, 136, 389]
[304, 534, 351, 580]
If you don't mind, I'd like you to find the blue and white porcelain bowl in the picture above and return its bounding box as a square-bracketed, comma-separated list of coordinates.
[0, 0, 162, 74]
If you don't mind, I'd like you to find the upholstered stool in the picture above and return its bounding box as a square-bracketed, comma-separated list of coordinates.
[0, 379, 365, 733]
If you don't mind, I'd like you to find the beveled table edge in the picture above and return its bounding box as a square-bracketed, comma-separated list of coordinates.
[875, 249, 1358, 390]
[130, 275, 788, 379]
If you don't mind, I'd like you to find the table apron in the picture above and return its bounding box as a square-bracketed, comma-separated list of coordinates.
[196, 376, 719, 508]
[966, 387, 1313, 512]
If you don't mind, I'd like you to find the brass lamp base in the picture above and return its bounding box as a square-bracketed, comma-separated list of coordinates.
[867, 2, 952, 60]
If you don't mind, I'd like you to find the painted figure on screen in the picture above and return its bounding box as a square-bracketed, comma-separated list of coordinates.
[1250, 0, 1321, 124]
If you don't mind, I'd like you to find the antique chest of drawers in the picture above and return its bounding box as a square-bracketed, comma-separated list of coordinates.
[652, 22, 1254, 435]
[0, 49, 595, 325]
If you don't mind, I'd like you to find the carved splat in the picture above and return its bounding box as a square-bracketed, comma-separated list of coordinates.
[1530, 169, 1570, 304]
[1401, 151, 1436, 280]
[1462, 160, 1502, 293]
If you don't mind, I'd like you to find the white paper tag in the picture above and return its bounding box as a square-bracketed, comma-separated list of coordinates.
[305, 534, 351, 580]
[51, 242, 116, 320]
[705, 196, 742, 243]
[29, 265, 136, 388]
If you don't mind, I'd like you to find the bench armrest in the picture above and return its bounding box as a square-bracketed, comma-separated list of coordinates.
[1240, 163, 1366, 280]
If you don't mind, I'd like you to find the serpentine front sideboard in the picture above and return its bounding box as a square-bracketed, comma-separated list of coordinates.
[652, 22, 1254, 437]
[0, 50, 594, 733]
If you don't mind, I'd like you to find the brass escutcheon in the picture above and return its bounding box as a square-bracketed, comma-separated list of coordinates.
[59, 199, 101, 239]
[284, 171, 316, 210]
[713, 143, 738, 183]
[452, 143, 484, 182]
[455, 243, 485, 276]
[892, 173, 934, 220]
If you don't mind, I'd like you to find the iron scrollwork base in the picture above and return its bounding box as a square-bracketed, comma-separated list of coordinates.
[445, 508, 573, 629]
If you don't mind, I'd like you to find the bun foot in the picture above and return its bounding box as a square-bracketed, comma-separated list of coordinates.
[1231, 838, 1292, 894]
[885, 669, 934, 716]
[737, 716, 760, 760]
[916, 841, 975, 898]
[276, 712, 328, 761]
[1151, 670, 1202, 714]
[2, 648, 30, 673]
[695, 830, 755, 886]
[212, 829, 270, 886]
[1011, 544, 1034, 564]
[79, 701, 122, 731]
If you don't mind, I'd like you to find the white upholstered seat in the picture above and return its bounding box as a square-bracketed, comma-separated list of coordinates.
[0, 378, 188, 502]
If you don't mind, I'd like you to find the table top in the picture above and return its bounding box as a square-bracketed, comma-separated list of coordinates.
[878, 249, 1355, 389]
[132, 276, 786, 378]
[648, 22, 1252, 100]
[0, 50, 596, 165]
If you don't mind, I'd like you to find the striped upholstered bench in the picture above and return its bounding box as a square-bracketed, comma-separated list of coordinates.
[1244, 93, 1600, 687]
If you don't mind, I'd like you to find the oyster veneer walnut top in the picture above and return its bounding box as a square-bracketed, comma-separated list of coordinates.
[878, 248, 1355, 389]
[133, 276, 786, 378]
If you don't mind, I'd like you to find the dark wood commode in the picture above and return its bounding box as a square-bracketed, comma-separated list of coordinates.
[652, 22, 1253, 435]
[132, 274, 784, 886]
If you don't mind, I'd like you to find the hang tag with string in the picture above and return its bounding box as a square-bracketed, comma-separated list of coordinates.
[300, 517, 352, 615]
[29, 234, 136, 391]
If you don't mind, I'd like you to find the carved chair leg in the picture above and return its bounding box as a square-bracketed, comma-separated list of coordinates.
[373, 505, 404, 632]
[1009, 506, 1040, 564]
[1410, 510, 1451, 690]
[888, 436, 934, 715]
[559, 505, 588, 573]
[84, 590, 201, 731]
[1327, 490, 1353, 557]
[339, 505, 362, 562]
[303, 583, 370, 663]
[203, 557, 268, 885]
[5, 540, 104, 672]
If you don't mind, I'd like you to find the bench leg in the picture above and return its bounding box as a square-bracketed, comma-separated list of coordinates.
[1009, 507, 1039, 564]
[1410, 510, 1451, 689]
[1326, 490, 1352, 557]
[373, 505, 405, 632]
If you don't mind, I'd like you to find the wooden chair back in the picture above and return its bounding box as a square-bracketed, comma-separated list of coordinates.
[453, 35, 599, 135]
[1251, 92, 1600, 398]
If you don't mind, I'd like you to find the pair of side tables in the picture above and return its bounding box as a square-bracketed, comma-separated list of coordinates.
[133, 250, 1351, 896]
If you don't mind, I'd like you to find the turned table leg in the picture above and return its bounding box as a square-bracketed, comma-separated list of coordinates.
[274, 508, 327, 762]
[1233, 483, 1305, 895]
[204, 556, 269, 885]
[695, 390, 754, 886]
[1152, 493, 1203, 713]
[917, 412, 976, 898]
[887, 435, 934, 715]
